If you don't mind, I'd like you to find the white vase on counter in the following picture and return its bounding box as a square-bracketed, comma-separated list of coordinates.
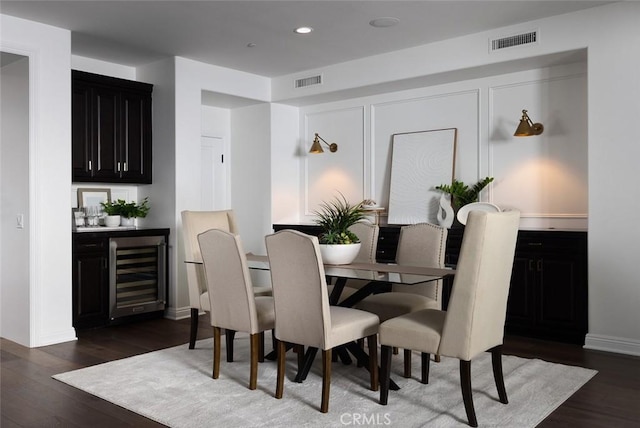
[105, 215, 121, 227]
[121, 217, 136, 227]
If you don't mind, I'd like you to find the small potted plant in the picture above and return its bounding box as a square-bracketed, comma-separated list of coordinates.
[313, 193, 365, 265]
[435, 177, 494, 211]
[101, 197, 150, 227]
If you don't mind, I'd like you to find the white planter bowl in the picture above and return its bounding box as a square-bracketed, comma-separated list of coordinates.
[319, 243, 361, 265]
[104, 215, 121, 227]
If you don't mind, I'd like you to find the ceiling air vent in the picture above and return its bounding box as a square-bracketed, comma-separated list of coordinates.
[295, 74, 322, 89]
[491, 30, 538, 52]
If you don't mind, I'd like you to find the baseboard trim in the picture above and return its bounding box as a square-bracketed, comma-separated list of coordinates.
[584, 333, 640, 357]
[164, 306, 192, 321]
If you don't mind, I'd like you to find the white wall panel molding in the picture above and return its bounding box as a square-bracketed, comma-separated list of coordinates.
[488, 70, 587, 228]
[371, 89, 480, 209]
[302, 106, 365, 219]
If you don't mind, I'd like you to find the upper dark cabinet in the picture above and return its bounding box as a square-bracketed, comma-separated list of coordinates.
[72, 70, 153, 184]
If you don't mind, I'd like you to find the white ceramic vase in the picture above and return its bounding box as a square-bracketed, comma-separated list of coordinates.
[121, 217, 136, 227]
[437, 193, 455, 229]
[319, 243, 361, 265]
[105, 215, 121, 227]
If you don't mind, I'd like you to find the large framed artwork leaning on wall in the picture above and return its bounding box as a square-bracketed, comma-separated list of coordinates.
[387, 128, 457, 225]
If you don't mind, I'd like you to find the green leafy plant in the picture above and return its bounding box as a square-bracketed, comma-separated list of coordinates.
[101, 197, 150, 219]
[435, 177, 494, 211]
[313, 193, 365, 245]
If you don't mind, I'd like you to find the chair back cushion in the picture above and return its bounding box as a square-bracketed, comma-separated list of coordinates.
[265, 230, 331, 349]
[181, 210, 238, 308]
[349, 222, 379, 263]
[198, 229, 259, 333]
[392, 222, 447, 299]
[439, 210, 520, 360]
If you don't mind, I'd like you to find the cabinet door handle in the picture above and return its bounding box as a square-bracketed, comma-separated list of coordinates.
[88, 160, 92, 171]
[537, 259, 543, 272]
[123, 162, 128, 172]
[529, 259, 534, 271]
[117, 162, 121, 172]
[528, 242, 543, 246]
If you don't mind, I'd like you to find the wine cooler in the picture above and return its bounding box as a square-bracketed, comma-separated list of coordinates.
[109, 235, 167, 320]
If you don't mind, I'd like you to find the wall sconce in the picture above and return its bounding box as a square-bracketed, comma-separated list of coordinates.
[514, 109, 544, 136]
[309, 133, 338, 154]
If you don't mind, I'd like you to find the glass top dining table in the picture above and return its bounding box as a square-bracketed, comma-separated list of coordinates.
[244, 253, 455, 285]
[186, 254, 456, 389]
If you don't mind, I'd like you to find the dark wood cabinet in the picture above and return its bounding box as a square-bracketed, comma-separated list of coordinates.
[72, 70, 153, 184]
[72, 228, 170, 330]
[273, 223, 588, 344]
[72, 236, 110, 329]
[505, 231, 588, 344]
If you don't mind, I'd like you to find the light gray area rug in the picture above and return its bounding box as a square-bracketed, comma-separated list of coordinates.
[54, 333, 596, 427]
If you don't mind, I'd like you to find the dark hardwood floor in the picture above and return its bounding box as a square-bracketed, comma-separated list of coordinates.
[2, 316, 639, 427]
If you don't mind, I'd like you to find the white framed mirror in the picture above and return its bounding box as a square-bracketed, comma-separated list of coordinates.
[387, 128, 457, 224]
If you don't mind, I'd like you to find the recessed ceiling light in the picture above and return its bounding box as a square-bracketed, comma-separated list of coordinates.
[294, 26, 313, 34]
[369, 17, 400, 28]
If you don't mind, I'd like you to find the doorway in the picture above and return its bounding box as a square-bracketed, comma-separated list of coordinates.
[1, 52, 30, 343]
[200, 136, 228, 210]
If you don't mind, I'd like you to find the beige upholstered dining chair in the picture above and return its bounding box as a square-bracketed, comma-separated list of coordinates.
[198, 229, 275, 390]
[355, 222, 447, 375]
[265, 229, 380, 413]
[182, 210, 238, 349]
[378, 210, 520, 427]
[181, 210, 270, 351]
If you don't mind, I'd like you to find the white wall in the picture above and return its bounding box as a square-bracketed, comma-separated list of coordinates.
[1, 56, 30, 343]
[296, 62, 587, 230]
[230, 104, 271, 255]
[0, 14, 75, 347]
[270, 2, 640, 355]
[270, 103, 300, 224]
[170, 57, 271, 317]
[584, 4, 640, 355]
[3, 2, 638, 355]
[71, 55, 136, 80]
[137, 57, 178, 315]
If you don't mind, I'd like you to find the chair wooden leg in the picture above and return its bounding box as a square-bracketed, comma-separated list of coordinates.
[392, 346, 399, 355]
[275, 340, 286, 399]
[249, 334, 259, 390]
[226, 329, 236, 362]
[189, 308, 199, 349]
[367, 335, 379, 391]
[403, 349, 412, 378]
[295, 344, 305, 373]
[460, 360, 478, 427]
[421, 352, 430, 384]
[357, 338, 365, 367]
[379, 345, 392, 405]
[435, 354, 441, 363]
[212, 326, 221, 379]
[491, 346, 509, 404]
[258, 331, 265, 363]
[321, 349, 332, 413]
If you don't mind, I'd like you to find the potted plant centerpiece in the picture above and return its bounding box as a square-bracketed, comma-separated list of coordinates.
[101, 197, 150, 227]
[313, 193, 365, 265]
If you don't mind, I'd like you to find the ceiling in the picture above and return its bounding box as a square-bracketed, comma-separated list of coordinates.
[1, 1, 613, 78]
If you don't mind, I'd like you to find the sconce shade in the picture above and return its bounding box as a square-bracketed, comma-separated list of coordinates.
[514, 109, 544, 136]
[309, 133, 338, 153]
[309, 137, 324, 153]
